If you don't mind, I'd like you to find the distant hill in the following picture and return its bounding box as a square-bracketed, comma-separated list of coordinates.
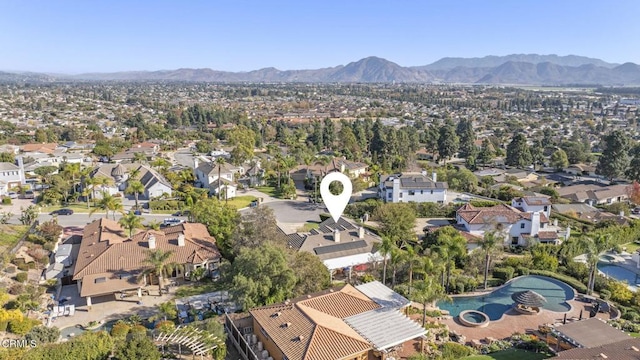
[3, 54, 640, 85]
[418, 54, 618, 71]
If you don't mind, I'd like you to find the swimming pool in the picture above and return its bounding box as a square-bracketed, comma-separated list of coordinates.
[437, 275, 574, 321]
[598, 262, 640, 291]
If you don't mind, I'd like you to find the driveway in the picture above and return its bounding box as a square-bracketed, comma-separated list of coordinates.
[241, 199, 328, 234]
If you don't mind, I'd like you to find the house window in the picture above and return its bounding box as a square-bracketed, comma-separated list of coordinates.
[430, 190, 433, 194]
[399, 193, 403, 199]
[511, 237, 519, 245]
[520, 223, 525, 229]
[387, 193, 392, 200]
[544, 206, 548, 212]
[420, 190, 423, 194]
[408, 190, 415, 196]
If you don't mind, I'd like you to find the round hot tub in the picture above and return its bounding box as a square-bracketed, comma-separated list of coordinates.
[458, 310, 490, 327]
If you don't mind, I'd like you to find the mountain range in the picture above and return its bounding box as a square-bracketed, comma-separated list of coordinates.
[3, 54, 640, 85]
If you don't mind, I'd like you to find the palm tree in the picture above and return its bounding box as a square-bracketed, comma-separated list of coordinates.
[410, 276, 449, 353]
[62, 162, 81, 195]
[402, 244, 423, 296]
[215, 157, 226, 201]
[90, 191, 124, 219]
[390, 246, 404, 288]
[378, 236, 395, 285]
[155, 300, 177, 321]
[478, 231, 502, 289]
[133, 152, 147, 164]
[140, 249, 175, 295]
[582, 234, 611, 295]
[125, 180, 145, 210]
[91, 176, 115, 206]
[119, 212, 143, 238]
[435, 232, 467, 293]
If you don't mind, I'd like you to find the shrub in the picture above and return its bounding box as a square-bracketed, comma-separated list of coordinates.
[2, 197, 11, 205]
[528, 270, 587, 293]
[516, 266, 530, 276]
[129, 324, 148, 337]
[110, 321, 130, 338]
[15, 272, 28, 283]
[440, 342, 474, 359]
[149, 200, 184, 211]
[600, 289, 611, 300]
[5, 266, 16, 274]
[493, 266, 515, 281]
[608, 281, 633, 304]
[25, 325, 60, 343]
[8, 318, 37, 335]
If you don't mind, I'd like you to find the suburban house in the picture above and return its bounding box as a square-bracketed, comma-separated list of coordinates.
[552, 203, 629, 225]
[20, 142, 58, 154]
[72, 218, 221, 308]
[229, 281, 426, 360]
[563, 164, 598, 177]
[557, 183, 629, 205]
[0, 162, 25, 194]
[378, 172, 447, 203]
[283, 217, 384, 277]
[88, 163, 173, 200]
[194, 158, 243, 198]
[456, 197, 569, 246]
[239, 163, 265, 187]
[291, 158, 369, 183]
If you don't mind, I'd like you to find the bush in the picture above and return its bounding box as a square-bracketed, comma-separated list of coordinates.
[26, 325, 60, 343]
[129, 324, 148, 337]
[469, 200, 500, 207]
[493, 266, 515, 281]
[110, 321, 130, 338]
[528, 270, 587, 293]
[2, 197, 11, 205]
[15, 272, 28, 283]
[149, 200, 184, 211]
[600, 289, 611, 300]
[5, 266, 16, 274]
[8, 318, 37, 335]
[516, 266, 530, 276]
[440, 342, 474, 359]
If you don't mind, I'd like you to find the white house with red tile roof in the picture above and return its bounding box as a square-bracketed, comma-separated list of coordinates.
[456, 198, 568, 246]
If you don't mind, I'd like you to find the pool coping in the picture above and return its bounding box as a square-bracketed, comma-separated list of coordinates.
[440, 275, 577, 323]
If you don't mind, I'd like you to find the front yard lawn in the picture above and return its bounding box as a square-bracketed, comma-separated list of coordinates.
[623, 241, 640, 253]
[254, 186, 277, 197]
[42, 202, 98, 213]
[225, 195, 257, 209]
[174, 280, 225, 298]
[464, 349, 552, 360]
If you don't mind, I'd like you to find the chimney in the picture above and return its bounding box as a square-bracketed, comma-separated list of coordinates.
[432, 172, 437, 182]
[193, 157, 199, 169]
[17, 156, 25, 185]
[333, 228, 341, 243]
[421, 170, 427, 176]
[530, 211, 541, 236]
[619, 211, 625, 217]
[553, 219, 558, 227]
[148, 234, 156, 249]
[177, 233, 185, 247]
[358, 226, 365, 239]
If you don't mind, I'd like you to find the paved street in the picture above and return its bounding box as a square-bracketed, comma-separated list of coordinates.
[173, 148, 196, 168]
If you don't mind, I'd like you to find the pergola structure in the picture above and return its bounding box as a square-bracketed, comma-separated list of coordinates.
[156, 325, 222, 357]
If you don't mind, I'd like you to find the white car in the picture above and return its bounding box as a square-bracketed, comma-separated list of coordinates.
[7, 192, 18, 199]
[161, 218, 184, 227]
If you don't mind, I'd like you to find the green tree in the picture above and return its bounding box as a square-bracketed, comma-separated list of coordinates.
[0, 152, 15, 163]
[372, 203, 416, 247]
[19, 205, 39, 225]
[118, 212, 143, 238]
[230, 244, 296, 311]
[378, 236, 395, 286]
[215, 157, 226, 201]
[140, 249, 176, 295]
[478, 231, 502, 289]
[478, 138, 495, 168]
[456, 118, 476, 159]
[437, 120, 459, 163]
[581, 234, 611, 295]
[25, 325, 60, 344]
[191, 198, 240, 258]
[114, 335, 161, 360]
[228, 125, 256, 165]
[34, 165, 58, 184]
[289, 251, 331, 296]
[433, 229, 467, 293]
[90, 191, 124, 220]
[550, 148, 569, 171]
[409, 275, 449, 353]
[125, 179, 145, 209]
[230, 206, 286, 258]
[506, 133, 532, 168]
[597, 130, 630, 181]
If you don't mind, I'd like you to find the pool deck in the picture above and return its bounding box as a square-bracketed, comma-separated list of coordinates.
[440, 298, 611, 341]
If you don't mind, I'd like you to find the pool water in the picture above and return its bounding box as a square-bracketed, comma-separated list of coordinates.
[437, 275, 574, 321]
[598, 262, 640, 291]
[462, 311, 486, 323]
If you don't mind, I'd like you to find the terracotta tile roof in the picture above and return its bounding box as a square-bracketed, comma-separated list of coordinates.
[537, 231, 559, 240]
[20, 142, 58, 153]
[457, 203, 548, 225]
[298, 287, 380, 318]
[73, 220, 220, 281]
[250, 285, 376, 360]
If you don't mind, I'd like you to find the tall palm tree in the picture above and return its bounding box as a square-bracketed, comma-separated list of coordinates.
[62, 162, 81, 195]
[402, 244, 423, 296]
[582, 234, 611, 295]
[90, 191, 124, 219]
[390, 246, 404, 288]
[435, 232, 467, 293]
[133, 152, 147, 164]
[141, 249, 175, 295]
[378, 236, 395, 285]
[119, 212, 143, 238]
[478, 231, 502, 289]
[91, 176, 115, 206]
[125, 180, 145, 210]
[215, 157, 226, 201]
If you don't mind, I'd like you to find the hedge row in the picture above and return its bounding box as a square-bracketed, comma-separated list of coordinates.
[528, 270, 588, 294]
[149, 200, 185, 211]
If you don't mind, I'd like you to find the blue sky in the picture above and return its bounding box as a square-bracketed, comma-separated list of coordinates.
[1, 0, 638, 73]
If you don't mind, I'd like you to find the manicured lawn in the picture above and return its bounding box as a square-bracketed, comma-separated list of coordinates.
[297, 222, 319, 232]
[629, 332, 640, 338]
[0, 224, 30, 251]
[254, 186, 277, 197]
[225, 195, 257, 209]
[174, 281, 225, 298]
[464, 349, 552, 360]
[41, 202, 100, 214]
[623, 242, 640, 253]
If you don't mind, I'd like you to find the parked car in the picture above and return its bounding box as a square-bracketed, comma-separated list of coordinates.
[130, 209, 142, 216]
[172, 210, 191, 217]
[7, 192, 18, 199]
[161, 218, 184, 227]
[22, 190, 35, 199]
[51, 208, 74, 216]
[632, 207, 640, 215]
